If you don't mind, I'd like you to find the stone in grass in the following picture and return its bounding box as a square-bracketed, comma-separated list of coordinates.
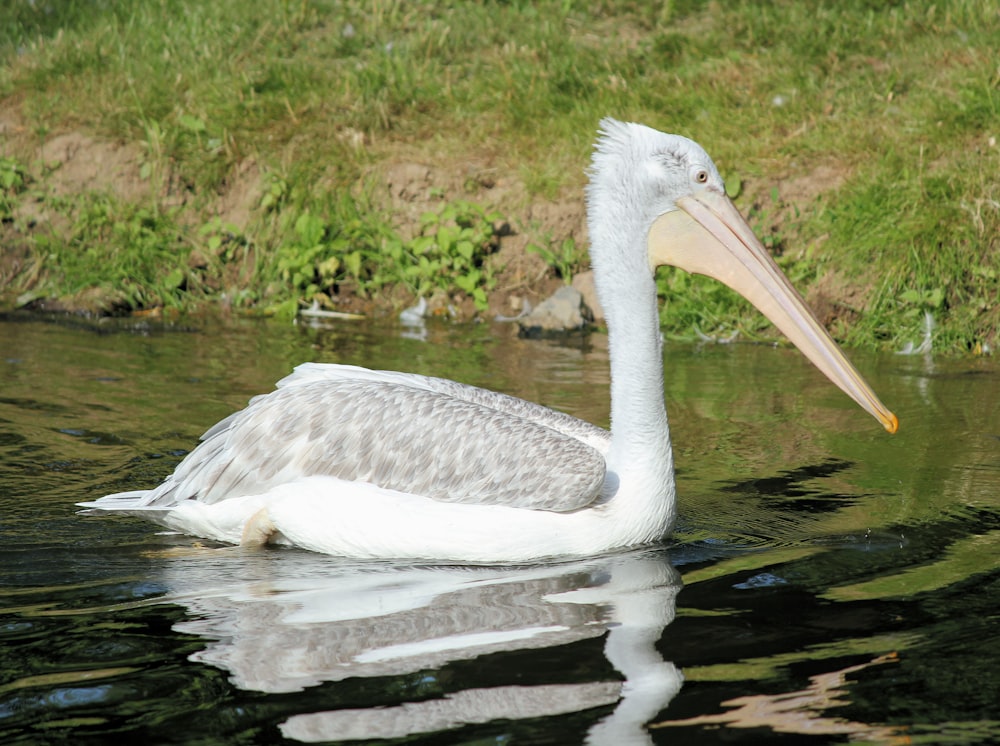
[517, 286, 594, 337]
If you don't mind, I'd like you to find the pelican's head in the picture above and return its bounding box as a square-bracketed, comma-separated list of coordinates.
[587, 118, 898, 434]
[587, 120, 724, 272]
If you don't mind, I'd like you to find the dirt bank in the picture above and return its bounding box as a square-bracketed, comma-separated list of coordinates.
[0, 103, 589, 320]
[1, 103, 853, 329]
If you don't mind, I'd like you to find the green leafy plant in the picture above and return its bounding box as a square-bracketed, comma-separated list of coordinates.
[528, 236, 586, 284]
[33, 194, 193, 310]
[198, 217, 248, 264]
[267, 198, 501, 313]
[407, 200, 501, 310]
[272, 210, 370, 299]
[0, 156, 28, 221]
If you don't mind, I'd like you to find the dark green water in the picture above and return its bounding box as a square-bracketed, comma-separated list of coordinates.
[1, 313, 998, 744]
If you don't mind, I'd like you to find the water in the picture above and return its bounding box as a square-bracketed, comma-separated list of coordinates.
[1, 312, 998, 744]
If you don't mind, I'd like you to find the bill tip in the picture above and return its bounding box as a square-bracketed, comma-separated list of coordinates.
[883, 412, 899, 435]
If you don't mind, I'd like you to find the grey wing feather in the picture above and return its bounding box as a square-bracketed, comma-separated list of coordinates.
[142, 366, 609, 513]
[277, 363, 610, 453]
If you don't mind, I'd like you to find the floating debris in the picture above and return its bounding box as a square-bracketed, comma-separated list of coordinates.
[896, 311, 934, 355]
[494, 298, 531, 323]
[695, 327, 740, 344]
[399, 297, 428, 326]
[298, 300, 365, 321]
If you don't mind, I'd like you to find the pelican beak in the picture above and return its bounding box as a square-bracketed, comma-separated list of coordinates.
[647, 189, 898, 434]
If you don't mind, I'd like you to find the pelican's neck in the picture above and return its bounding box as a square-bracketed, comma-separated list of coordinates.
[589, 222, 676, 540]
[601, 268, 673, 477]
[585, 123, 679, 538]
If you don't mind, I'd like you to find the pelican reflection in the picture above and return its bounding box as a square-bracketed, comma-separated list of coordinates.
[153, 546, 682, 744]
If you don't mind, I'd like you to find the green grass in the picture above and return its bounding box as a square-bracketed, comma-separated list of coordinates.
[1, 0, 998, 351]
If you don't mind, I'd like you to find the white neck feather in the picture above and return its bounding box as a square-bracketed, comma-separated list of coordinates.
[586, 124, 677, 537]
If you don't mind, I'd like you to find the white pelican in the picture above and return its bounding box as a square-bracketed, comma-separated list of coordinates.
[80, 119, 898, 562]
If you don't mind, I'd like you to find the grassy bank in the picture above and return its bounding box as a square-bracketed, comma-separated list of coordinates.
[1, 0, 998, 352]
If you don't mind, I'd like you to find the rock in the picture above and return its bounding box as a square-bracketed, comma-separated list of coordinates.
[517, 286, 593, 336]
[571, 271, 604, 324]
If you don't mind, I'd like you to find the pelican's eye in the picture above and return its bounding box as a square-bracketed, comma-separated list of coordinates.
[694, 169, 709, 184]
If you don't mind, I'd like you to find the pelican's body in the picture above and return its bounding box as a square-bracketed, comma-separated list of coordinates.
[81, 120, 897, 562]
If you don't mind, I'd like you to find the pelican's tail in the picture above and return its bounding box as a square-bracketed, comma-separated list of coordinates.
[77, 490, 174, 523]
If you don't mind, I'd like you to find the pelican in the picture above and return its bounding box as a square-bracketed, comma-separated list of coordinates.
[80, 119, 898, 562]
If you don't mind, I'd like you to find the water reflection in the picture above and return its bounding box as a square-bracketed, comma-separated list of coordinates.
[654, 652, 903, 741]
[154, 546, 680, 744]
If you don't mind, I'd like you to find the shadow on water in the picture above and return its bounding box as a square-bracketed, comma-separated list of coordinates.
[1, 315, 1000, 743]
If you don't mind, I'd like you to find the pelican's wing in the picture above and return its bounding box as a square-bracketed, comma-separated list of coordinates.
[140, 365, 610, 513]
[275, 363, 611, 454]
